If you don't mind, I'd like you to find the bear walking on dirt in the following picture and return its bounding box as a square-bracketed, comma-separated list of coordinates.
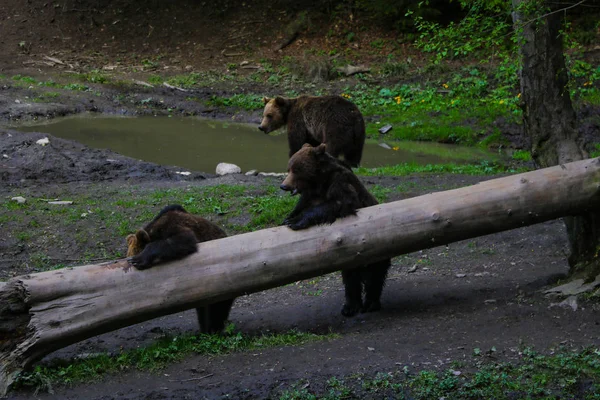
[279, 143, 390, 316]
[126, 204, 235, 334]
[258, 95, 366, 167]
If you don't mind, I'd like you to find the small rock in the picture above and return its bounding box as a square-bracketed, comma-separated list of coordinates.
[175, 171, 191, 176]
[455, 273, 467, 278]
[2, 154, 8, 159]
[484, 299, 497, 304]
[15, 99, 21, 104]
[407, 264, 418, 273]
[240, 60, 249, 66]
[451, 370, 462, 376]
[367, 347, 375, 351]
[378, 124, 393, 134]
[36, 137, 50, 146]
[378, 142, 392, 150]
[48, 200, 73, 205]
[216, 162, 241, 176]
[550, 295, 578, 311]
[245, 169, 259, 176]
[11, 196, 26, 204]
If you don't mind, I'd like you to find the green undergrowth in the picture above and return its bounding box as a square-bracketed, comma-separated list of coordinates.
[591, 144, 600, 158]
[355, 161, 527, 177]
[277, 346, 600, 400]
[15, 328, 336, 393]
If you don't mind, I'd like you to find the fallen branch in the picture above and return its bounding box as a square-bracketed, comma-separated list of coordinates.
[337, 65, 371, 76]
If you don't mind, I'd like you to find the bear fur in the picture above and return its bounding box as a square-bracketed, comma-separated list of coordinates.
[258, 95, 366, 167]
[126, 204, 234, 334]
[280, 144, 390, 316]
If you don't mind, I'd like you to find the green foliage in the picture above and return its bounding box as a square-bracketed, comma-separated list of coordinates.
[63, 83, 89, 91]
[276, 346, 600, 399]
[341, 72, 520, 147]
[591, 144, 600, 158]
[32, 92, 60, 103]
[15, 329, 336, 391]
[511, 150, 532, 162]
[75, 70, 109, 84]
[355, 161, 527, 177]
[207, 94, 264, 111]
[147, 75, 163, 85]
[12, 75, 37, 84]
[409, 0, 513, 62]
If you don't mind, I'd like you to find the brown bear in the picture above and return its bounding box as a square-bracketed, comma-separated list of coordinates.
[126, 204, 234, 334]
[258, 95, 366, 167]
[280, 143, 390, 317]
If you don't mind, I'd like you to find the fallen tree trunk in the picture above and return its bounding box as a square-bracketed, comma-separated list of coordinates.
[1, 157, 599, 395]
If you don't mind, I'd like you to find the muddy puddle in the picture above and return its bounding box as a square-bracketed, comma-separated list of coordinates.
[17, 116, 496, 173]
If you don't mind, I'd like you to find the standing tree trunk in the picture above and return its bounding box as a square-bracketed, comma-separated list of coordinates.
[512, 0, 600, 278]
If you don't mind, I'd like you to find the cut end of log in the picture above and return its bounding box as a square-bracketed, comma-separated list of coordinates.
[0, 281, 32, 397]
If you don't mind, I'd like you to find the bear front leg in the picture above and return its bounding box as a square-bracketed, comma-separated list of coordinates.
[341, 269, 363, 317]
[286, 202, 338, 230]
[128, 231, 198, 269]
[283, 194, 310, 225]
[287, 128, 310, 157]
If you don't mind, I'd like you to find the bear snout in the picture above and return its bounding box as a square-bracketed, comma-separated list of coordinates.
[258, 125, 267, 133]
[280, 184, 299, 195]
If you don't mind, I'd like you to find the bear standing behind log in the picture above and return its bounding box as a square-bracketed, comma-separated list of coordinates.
[126, 204, 235, 334]
[280, 143, 391, 316]
[258, 95, 366, 167]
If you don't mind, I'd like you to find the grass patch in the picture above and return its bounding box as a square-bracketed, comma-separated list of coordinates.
[32, 92, 60, 102]
[74, 70, 110, 84]
[15, 329, 336, 392]
[207, 94, 264, 111]
[511, 149, 532, 162]
[12, 74, 37, 84]
[277, 346, 600, 399]
[591, 143, 600, 158]
[355, 161, 527, 177]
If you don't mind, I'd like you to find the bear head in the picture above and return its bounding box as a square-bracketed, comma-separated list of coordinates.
[258, 96, 291, 134]
[280, 143, 328, 195]
[126, 229, 151, 257]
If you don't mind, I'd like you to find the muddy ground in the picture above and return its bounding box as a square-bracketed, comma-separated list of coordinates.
[2, 127, 600, 399]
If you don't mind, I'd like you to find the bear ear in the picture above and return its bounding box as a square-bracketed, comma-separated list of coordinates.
[262, 97, 271, 105]
[314, 143, 327, 155]
[135, 229, 151, 245]
[274, 96, 287, 107]
[126, 234, 136, 246]
[301, 143, 313, 149]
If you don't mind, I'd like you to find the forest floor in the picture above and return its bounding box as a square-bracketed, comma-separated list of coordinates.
[1, 0, 600, 399]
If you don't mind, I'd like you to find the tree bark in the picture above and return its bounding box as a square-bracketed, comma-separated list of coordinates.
[1, 158, 600, 396]
[512, 0, 599, 277]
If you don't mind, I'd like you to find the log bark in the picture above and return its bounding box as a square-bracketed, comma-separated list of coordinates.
[512, 0, 599, 277]
[1, 158, 600, 395]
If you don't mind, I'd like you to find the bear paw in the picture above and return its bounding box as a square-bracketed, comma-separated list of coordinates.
[341, 303, 362, 317]
[127, 255, 152, 270]
[361, 300, 381, 313]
